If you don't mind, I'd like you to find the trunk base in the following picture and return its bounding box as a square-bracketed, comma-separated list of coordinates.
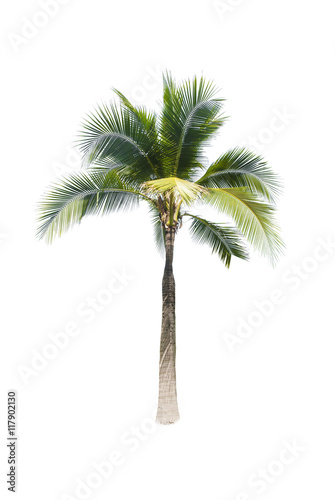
[156, 411, 180, 425]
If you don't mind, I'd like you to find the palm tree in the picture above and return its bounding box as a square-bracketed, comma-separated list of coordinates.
[37, 74, 283, 424]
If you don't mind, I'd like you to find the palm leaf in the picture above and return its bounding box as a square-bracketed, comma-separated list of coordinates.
[202, 187, 284, 264]
[112, 88, 163, 176]
[159, 73, 225, 179]
[185, 213, 249, 267]
[37, 170, 149, 243]
[197, 147, 281, 202]
[78, 101, 159, 181]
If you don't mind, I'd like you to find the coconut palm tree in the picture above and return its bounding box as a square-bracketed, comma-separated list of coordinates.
[37, 74, 283, 424]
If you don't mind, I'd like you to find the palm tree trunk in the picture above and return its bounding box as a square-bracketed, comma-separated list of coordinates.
[156, 226, 180, 424]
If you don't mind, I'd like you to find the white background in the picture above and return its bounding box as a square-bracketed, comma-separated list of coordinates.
[1, 0, 335, 499]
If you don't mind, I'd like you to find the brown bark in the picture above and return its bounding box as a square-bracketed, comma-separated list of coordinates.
[156, 226, 180, 424]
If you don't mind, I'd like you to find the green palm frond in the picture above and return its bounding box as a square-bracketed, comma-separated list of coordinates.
[144, 177, 207, 205]
[159, 73, 226, 179]
[197, 147, 282, 202]
[112, 88, 163, 175]
[202, 187, 284, 264]
[37, 170, 151, 243]
[112, 89, 158, 136]
[78, 101, 159, 181]
[185, 213, 249, 267]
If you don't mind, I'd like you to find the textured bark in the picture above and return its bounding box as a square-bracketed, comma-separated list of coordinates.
[156, 226, 180, 424]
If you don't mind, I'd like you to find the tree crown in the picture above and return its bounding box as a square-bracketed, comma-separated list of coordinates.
[37, 73, 284, 267]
